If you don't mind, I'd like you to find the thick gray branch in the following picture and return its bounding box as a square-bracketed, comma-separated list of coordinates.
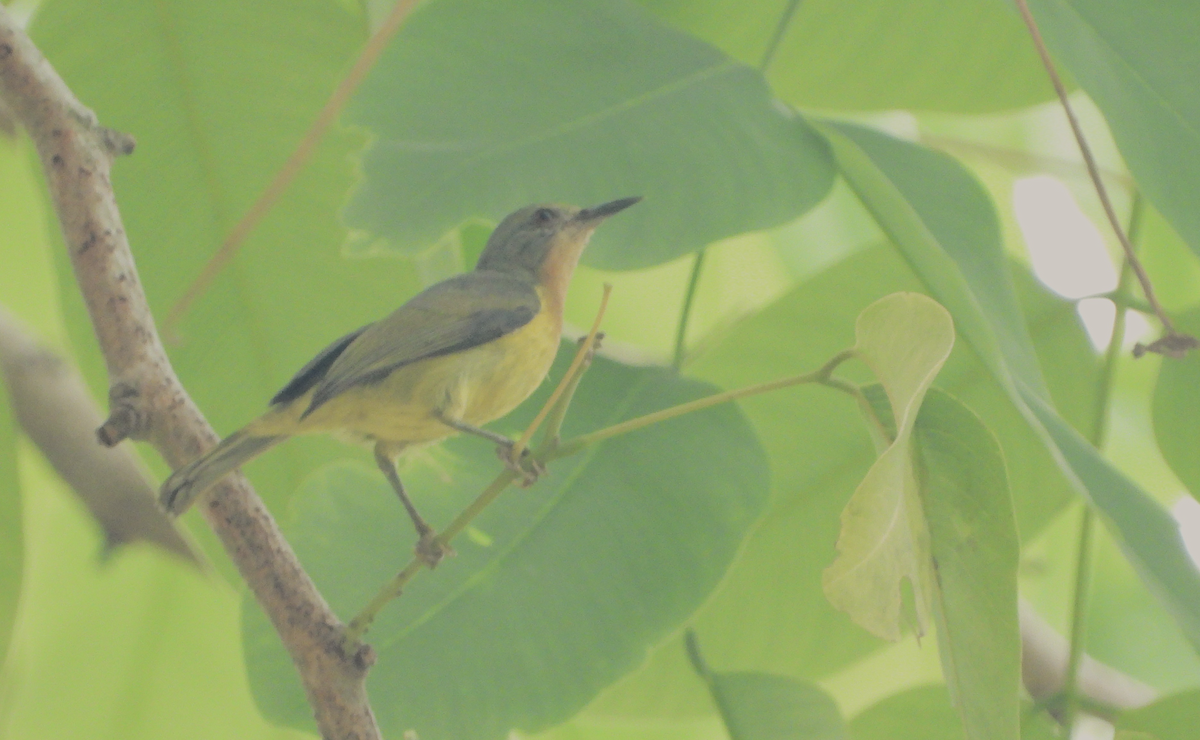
[0, 9, 379, 738]
[0, 305, 200, 563]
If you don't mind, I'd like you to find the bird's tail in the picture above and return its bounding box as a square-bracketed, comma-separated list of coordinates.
[159, 429, 284, 515]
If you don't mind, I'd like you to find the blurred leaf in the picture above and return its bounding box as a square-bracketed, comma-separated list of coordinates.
[821, 121, 1200, 654]
[1115, 690, 1200, 740]
[639, 0, 1055, 112]
[344, 0, 834, 270]
[916, 390, 1020, 740]
[1027, 0, 1200, 259]
[823, 293, 954, 640]
[686, 630, 848, 740]
[849, 685, 962, 740]
[710, 673, 848, 740]
[243, 348, 770, 740]
[585, 247, 1092, 723]
[1152, 308, 1200, 501]
[30, 0, 410, 567]
[0, 387, 20, 671]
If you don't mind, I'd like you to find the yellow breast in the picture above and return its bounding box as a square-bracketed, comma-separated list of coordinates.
[252, 287, 562, 448]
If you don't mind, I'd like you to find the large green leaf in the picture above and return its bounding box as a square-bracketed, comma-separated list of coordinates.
[31, 0, 413, 566]
[1115, 690, 1200, 740]
[578, 245, 1093, 724]
[1152, 308, 1200, 500]
[0, 385, 20, 672]
[639, 0, 1055, 112]
[1027, 0, 1200, 259]
[822, 121, 1200, 653]
[823, 293, 954, 640]
[916, 390, 1020, 740]
[343, 0, 834, 270]
[242, 348, 770, 740]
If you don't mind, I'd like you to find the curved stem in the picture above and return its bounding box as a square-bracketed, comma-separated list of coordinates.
[1062, 195, 1140, 730]
[1012, 0, 1191, 353]
[672, 250, 706, 371]
[344, 347, 860, 640]
[759, 0, 804, 72]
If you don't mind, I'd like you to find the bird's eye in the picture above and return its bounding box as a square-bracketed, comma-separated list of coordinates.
[533, 208, 555, 224]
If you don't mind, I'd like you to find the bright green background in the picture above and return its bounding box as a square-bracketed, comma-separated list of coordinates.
[2, 0, 1199, 738]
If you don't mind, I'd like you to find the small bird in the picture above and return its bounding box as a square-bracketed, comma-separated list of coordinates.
[160, 197, 640, 565]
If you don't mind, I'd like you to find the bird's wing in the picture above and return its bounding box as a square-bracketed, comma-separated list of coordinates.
[269, 324, 373, 406]
[302, 271, 541, 417]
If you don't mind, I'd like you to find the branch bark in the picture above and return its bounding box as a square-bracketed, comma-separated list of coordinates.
[0, 9, 380, 738]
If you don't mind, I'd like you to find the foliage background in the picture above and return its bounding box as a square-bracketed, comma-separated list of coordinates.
[2, 0, 1200, 738]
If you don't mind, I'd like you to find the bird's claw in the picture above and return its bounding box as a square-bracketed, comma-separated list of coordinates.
[497, 443, 544, 487]
[414, 530, 453, 568]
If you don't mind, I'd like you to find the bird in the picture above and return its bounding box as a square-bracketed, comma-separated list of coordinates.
[159, 197, 641, 565]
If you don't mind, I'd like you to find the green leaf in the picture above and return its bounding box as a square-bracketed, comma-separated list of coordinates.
[1153, 308, 1200, 500]
[1115, 690, 1200, 740]
[344, 0, 834, 270]
[709, 672, 848, 740]
[30, 0, 406, 564]
[821, 121, 1200, 654]
[242, 348, 770, 740]
[0, 384, 20, 670]
[823, 293, 954, 641]
[916, 390, 1020, 740]
[639, 0, 1056, 112]
[1027, 0, 1200, 258]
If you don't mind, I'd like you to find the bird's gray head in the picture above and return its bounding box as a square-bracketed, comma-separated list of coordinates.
[475, 197, 641, 279]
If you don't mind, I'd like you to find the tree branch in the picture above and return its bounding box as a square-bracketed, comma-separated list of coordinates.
[0, 9, 381, 738]
[0, 305, 200, 564]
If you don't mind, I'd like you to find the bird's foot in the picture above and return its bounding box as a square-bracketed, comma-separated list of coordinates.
[497, 443, 544, 487]
[414, 530, 453, 568]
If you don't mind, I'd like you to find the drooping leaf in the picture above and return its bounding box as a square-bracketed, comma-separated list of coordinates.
[639, 0, 1056, 112]
[821, 121, 1200, 653]
[243, 348, 770, 740]
[1153, 308, 1200, 501]
[1027, 0, 1200, 259]
[344, 0, 834, 270]
[582, 246, 1093, 724]
[916, 390, 1020, 740]
[822, 292, 954, 640]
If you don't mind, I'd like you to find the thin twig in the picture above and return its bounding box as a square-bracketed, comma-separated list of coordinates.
[511, 284, 611, 460]
[672, 251, 705, 371]
[164, 0, 423, 333]
[0, 10, 381, 738]
[346, 347, 860, 642]
[1012, 0, 1195, 358]
[345, 291, 612, 644]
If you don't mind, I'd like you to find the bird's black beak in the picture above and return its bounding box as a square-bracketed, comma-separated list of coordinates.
[575, 196, 642, 224]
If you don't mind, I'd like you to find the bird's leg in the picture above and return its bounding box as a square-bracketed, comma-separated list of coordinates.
[373, 443, 451, 567]
[434, 411, 544, 486]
